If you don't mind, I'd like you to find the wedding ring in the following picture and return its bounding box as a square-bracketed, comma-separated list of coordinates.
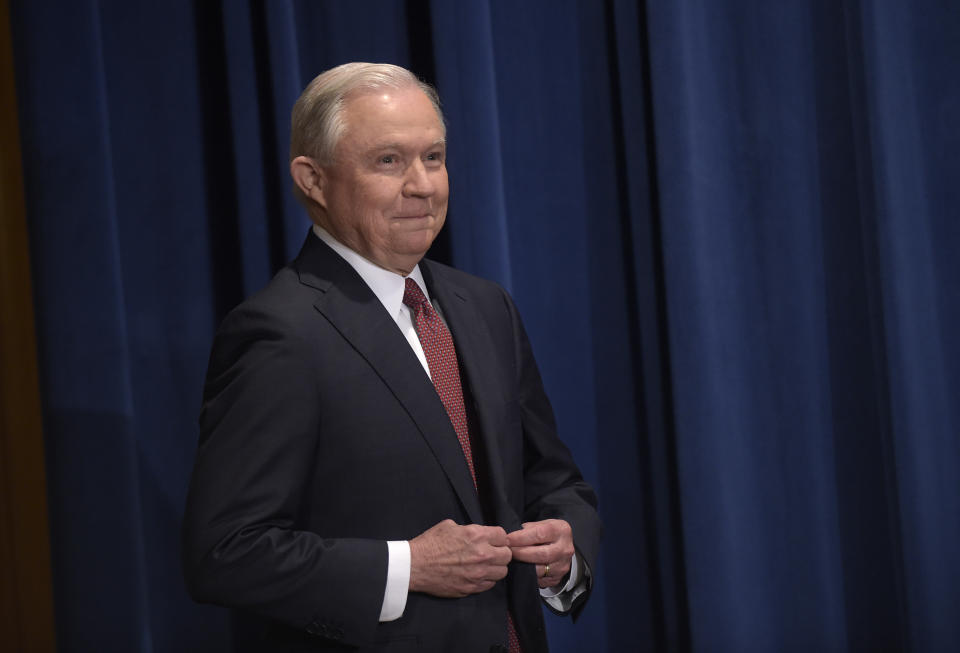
[543, 563, 550, 578]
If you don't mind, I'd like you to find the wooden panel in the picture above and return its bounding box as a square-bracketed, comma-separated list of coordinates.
[0, 0, 57, 649]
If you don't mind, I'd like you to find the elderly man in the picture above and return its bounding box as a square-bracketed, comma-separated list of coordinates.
[182, 62, 601, 653]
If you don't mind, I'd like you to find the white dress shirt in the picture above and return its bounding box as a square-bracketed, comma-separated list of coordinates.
[312, 225, 585, 621]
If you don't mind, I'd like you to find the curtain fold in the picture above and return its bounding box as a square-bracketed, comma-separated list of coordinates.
[9, 1, 959, 651]
[430, 0, 514, 286]
[858, 3, 960, 649]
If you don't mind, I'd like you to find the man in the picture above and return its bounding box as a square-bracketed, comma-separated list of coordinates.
[182, 62, 601, 653]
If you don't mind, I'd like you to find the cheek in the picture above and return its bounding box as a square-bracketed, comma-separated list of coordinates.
[437, 171, 450, 198]
[336, 172, 381, 202]
[363, 183, 404, 213]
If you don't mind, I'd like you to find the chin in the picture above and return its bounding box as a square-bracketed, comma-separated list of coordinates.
[399, 241, 436, 259]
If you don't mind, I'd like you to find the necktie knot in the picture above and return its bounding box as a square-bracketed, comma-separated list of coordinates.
[403, 277, 431, 313]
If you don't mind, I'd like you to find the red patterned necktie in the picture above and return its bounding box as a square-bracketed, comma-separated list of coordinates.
[402, 278, 522, 653]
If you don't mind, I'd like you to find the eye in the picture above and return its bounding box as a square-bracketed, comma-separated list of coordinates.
[379, 155, 396, 165]
[424, 150, 445, 163]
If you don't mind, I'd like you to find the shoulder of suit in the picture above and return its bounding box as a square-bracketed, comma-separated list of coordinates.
[216, 263, 317, 335]
[421, 258, 508, 298]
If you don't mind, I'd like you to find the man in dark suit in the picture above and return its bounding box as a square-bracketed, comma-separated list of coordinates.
[182, 62, 601, 653]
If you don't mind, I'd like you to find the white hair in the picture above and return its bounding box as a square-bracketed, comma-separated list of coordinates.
[290, 62, 444, 166]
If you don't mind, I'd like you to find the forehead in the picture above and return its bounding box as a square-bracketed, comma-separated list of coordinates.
[339, 87, 445, 148]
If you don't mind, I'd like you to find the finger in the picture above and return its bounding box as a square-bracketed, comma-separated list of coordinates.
[509, 544, 556, 564]
[521, 519, 562, 533]
[547, 560, 571, 579]
[457, 578, 494, 596]
[466, 524, 507, 545]
[486, 544, 513, 566]
[485, 563, 510, 582]
[535, 561, 571, 588]
[539, 576, 564, 590]
[459, 564, 508, 596]
[482, 526, 509, 546]
[506, 525, 550, 547]
[536, 565, 555, 590]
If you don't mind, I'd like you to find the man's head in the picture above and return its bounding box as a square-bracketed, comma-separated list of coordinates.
[290, 63, 448, 275]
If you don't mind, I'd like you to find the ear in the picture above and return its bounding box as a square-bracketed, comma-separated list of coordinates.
[290, 156, 327, 208]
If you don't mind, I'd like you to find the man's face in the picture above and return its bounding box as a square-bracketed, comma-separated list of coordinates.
[317, 86, 448, 275]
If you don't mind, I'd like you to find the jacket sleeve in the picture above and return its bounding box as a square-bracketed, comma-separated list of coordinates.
[181, 304, 386, 648]
[501, 288, 603, 620]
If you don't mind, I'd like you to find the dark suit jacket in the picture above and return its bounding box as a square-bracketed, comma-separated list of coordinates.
[182, 231, 602, 652]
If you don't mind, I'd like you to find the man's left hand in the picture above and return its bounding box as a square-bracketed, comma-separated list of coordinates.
[506, 519, 575, 589]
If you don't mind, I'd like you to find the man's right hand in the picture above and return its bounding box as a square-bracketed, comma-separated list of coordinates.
[408, 519, 512, 597]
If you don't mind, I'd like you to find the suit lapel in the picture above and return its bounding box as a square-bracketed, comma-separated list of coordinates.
[422, 262, 522, 533]
[296, 235, 483, 524]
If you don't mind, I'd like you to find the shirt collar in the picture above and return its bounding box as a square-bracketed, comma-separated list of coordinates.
[312, 224, 430, 320]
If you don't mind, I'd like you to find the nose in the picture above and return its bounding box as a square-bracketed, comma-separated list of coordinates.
[402, 159, 436, 197]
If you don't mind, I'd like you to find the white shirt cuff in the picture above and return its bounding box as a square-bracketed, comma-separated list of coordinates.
[539, 553, 589, 612]
[379, 540, 410, 622]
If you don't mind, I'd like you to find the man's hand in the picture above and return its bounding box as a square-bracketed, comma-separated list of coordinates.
[408, 519, 512, 597]
[507, 519, 575, 589]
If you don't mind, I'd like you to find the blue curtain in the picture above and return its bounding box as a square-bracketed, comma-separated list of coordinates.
[10, 1, 959, 651]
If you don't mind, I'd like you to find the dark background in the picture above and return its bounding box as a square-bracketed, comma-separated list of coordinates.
[9, 1, 960, 651]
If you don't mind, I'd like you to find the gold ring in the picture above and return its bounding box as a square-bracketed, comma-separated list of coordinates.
[543, 564, 550, 578]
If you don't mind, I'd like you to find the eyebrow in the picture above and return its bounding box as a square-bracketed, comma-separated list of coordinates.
[370, 138, 446, 151]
